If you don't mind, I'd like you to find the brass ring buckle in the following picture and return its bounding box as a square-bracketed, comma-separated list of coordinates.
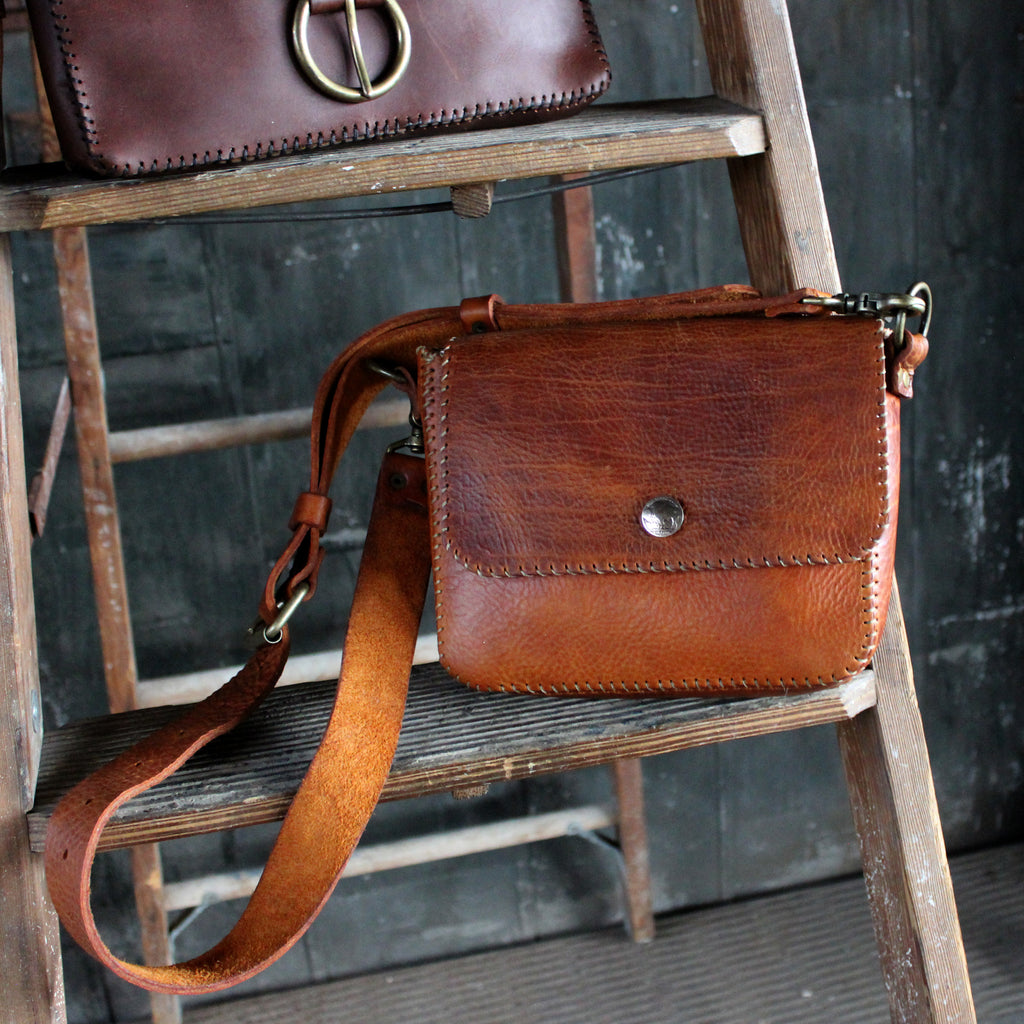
[292, 0, 411, 103]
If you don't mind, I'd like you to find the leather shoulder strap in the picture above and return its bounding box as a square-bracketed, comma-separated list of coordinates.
[44, 453, 430, 993]
[42, 293, 440, 993]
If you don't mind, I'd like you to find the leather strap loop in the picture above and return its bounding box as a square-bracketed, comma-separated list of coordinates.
[289, 491, 333, 533]
[459, 294, 504, 334]
[886, 330, 929, 399]
[45, 636, 293, 990]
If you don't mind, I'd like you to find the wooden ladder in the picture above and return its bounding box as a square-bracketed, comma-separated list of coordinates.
[0, 1, 976, 1022]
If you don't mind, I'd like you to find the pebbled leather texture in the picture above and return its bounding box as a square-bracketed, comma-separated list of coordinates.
[26, 0, 611, 176]
[421, 314, 894, 695]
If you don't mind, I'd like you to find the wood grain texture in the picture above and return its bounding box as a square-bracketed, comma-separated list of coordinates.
[53, 226, 182, 1023]
[837, 584, 976, 1023]
[0, 234, 67, 1022]
[552, 174, 599, 304]
[695, 0, 840, 294]
[0, 99, 765, 231]
[0, 241, 42, 804]
[53, 226, 139, 714]
[2, 2, 994, 1018]
[611, 759, 656, 942]
[28, 666, 876, 853]
[130, 844, 181, 1024]
[160, 805, 618, 911]
[27, 375, 70, 537]
[106, 396, 407, 464]
[450, 183, 495, 220]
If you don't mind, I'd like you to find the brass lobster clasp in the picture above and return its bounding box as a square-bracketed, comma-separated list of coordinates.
[802, 282, 932, 340]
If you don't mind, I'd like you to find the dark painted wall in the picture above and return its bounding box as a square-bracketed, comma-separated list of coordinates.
[6, 1, 1022, 1020]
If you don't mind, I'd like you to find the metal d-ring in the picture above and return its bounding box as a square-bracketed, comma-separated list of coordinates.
[292, 0, 411, 103]
[891, 282, 933, 346]
[907, 281, 933, 337]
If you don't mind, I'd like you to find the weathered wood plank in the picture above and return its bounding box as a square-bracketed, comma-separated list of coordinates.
[28, 666, 876, 853]
[106, 396, 407, 464]
[53, 224, 182, 1024]
[0, 99, 766, 231]
[26, 375, 70, 538]
[449, 182, 496, 220]
[611, 759, 656, 942]
[134, 636, 440, 710]
[837, 584, 977, 1023]
[130, 844, 181, 1024]
[108, 408, 313, 463]
[695, 0, 840, 294]
[160, 806, 617, 911]
[53, 226, 139, 714]
[0, 233, 66, 1021]
[0, 242, 42, 802]
[552, 175, 598, 305]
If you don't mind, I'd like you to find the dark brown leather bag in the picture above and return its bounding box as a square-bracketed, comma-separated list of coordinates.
[26, 0, 611, 177]
[44, 285, 930, 994]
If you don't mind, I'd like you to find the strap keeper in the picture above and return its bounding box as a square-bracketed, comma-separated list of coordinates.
[459, 294, 504, 334]
[290, 492, 333, 534]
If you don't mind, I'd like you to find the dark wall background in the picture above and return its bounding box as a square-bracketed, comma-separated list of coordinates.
[5, 1, 1022, 1020]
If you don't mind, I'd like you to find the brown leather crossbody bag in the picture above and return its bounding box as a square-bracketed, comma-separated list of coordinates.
[25, 0, 611, 177]
[43, 284, 930, 993]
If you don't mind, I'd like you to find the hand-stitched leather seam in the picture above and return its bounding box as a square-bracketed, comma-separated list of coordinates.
[848, 560, 878, 679]
[44, 1, 103, 165]
[422, 349, 454, 670]
[101, 83, 609, 176]
[466, 675, 836, 695]
[66, 78, 608, 174]
[579, 0, 612, 76]
[426, 329, 884, 694]
[432, 546, 876, 693]
[451, 563, 876, 696]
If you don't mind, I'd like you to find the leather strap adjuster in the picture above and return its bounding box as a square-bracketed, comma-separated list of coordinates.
[289, 492, 333, 534]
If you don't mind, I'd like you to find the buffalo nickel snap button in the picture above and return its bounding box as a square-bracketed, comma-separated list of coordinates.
[640, 496, 685, 538]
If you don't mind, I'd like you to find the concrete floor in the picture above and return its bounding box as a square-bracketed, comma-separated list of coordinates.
[185, 841, 1023, 1023]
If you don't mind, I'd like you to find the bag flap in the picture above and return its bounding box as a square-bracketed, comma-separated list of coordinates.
[419, 315, 888, 578]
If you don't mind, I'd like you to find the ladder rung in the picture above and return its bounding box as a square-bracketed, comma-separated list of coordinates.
[135, 635, 441, 708]
[0, 98, 765, 231]
[160, 805, 616, 911]
[107, 396, 408, 463]
[28, 667, 875, 853]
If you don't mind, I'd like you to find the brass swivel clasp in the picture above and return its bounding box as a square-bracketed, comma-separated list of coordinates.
[368, 359, 425, 456]
[803, 282, 933, 340]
